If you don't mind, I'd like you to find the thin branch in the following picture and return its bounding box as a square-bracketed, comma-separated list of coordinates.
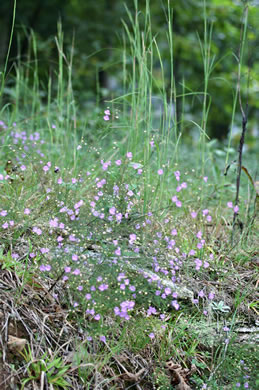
[231, 3, 249, 243]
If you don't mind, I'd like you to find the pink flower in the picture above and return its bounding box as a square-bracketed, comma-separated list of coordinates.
[40, 248, 49, 254]
[99, 284, 108, 291]
[109, 207, 116, 215]
[74, 200, 83, 209]
[164, 287, 171, 295]
[103, 115, 109, 121]
[196, 231, 202, 239]
[147, 306, 157, 316]
[227, 202, 233, 208]
[116, 213, 122, 222]
[174, 171, 180, 181]
[49, 218, 59, 228]
[113, 185, 119, 196]
[72, 254, 78, 261]
[33, 227, 42, 235]
[129, 233, 136, 243]
[171, 300, 179, 310]
[194, 258, 202, 270]
[115, 247, 121, 256]
[208, 292, 215, 300]
[102, 162, 109, 171]
[158, 169, 163, 175]
[233, 205, 239, 213]
[39, 264, 51, 272]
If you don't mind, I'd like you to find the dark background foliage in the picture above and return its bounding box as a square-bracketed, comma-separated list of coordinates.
[0, 0, 258, 139]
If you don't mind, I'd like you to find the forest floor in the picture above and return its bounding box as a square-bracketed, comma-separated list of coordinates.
[0, 118, 258, 389]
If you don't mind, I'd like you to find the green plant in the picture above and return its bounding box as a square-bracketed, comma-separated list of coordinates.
[210, 301, 231, 313]
[152, 367, 171, 390]
[20, 346, 71, 389]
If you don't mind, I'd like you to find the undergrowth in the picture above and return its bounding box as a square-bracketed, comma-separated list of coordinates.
[0, 0, 258, 389]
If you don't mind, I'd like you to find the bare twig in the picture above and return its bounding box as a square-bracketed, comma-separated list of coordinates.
[231, 3, 249, 243]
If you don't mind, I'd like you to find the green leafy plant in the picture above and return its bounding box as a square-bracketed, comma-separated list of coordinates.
[20, 346, 71, 389]
[210, 301, 231, 313]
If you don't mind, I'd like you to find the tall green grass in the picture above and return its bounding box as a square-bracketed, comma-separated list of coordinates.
[0, 0, 255, 217]
[116, 0, 253, 217]
[115, 0, 225, 210]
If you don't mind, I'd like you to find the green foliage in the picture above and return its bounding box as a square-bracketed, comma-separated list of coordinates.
[20, 346, 71, 389]
[0, 2, 258, 389]
[1, 0, 259, 139]
[210, 300, 231, 313]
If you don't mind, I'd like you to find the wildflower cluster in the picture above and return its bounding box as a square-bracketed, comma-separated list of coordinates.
[0, 118, 248, 344]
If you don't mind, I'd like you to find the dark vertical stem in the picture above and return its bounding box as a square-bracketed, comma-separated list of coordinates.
[233, 111, 247, 218]
[232, 102, 248, 243]
[231, 3, 249, 243]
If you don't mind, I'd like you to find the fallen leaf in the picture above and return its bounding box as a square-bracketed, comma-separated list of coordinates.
[166, 361, 196, 390]
[7, 335, 27, 355]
